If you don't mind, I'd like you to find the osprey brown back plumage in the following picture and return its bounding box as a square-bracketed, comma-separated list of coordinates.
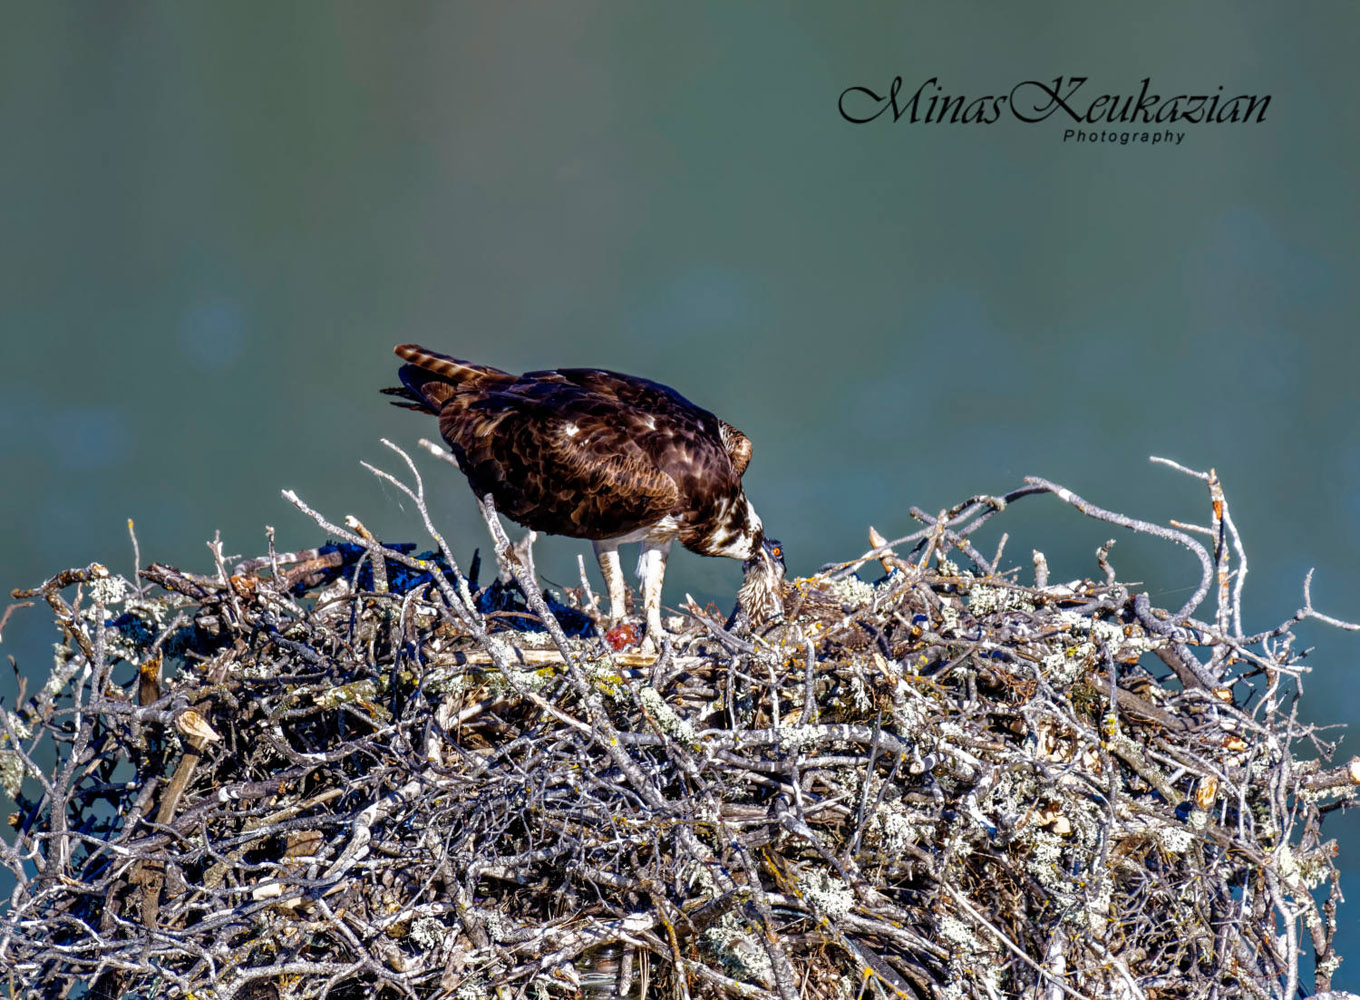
[384, 344, 784, 644]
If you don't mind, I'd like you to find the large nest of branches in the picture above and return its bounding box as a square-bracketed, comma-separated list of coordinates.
[1, 446, 1357, 1000]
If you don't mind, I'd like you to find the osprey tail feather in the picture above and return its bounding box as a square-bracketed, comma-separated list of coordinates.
[383, 344, 514, 412]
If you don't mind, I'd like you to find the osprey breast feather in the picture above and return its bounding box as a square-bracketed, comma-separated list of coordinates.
[383, 344, 784, 643]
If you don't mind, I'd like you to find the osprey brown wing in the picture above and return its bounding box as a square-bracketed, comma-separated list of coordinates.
[521, 367, 752, 478]
[719, 421, 753, 477]
[436, 383, 682, 540]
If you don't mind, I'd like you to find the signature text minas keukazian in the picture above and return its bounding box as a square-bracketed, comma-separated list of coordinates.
[838, 76, 1271, 133]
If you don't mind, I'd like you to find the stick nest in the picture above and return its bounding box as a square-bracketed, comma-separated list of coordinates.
[1, 446, 1357, 1000]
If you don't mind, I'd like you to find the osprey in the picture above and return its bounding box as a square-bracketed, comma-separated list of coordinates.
[384, 344, 785, 643]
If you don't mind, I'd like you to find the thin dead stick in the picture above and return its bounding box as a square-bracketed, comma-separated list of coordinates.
[1024, 475, 1213, 622]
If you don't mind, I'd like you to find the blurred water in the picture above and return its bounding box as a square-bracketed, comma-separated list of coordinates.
[3, 0, 1359, 985]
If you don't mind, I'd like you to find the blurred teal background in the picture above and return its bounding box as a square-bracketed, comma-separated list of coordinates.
[3, 0, 1358, 984]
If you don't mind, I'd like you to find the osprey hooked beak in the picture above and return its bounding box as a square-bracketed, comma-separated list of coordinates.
[729, 535, 787, 631]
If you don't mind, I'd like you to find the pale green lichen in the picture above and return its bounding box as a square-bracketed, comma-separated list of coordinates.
[583, 657, 625, 700]
[936, 910, 991, 996]
[775, 724, 825, 753]
[640, 686, 697, 746]
[420, 666, 468, 698]
[1042, 642, 1088, 688]
[482, 908, 509, 943]
[935, 558, 965, 578]
[935, 908, 979, 952]
[505, 663, 552, 696]
[410, 915, 449, 950]
[1300, 781, 1359, 804]
[475, 639, 557, 694]
[46, 644, 75, 690]
[1087, 618, 1128, 645]
[1158, 823, 1195, 854]
[937, 721, 966, 740]
[1277, 843, 1330, 891]
[509, 629, 557, 649]
[4, 711, 33, 741]
[453, 977, 491, 1000]
[846, 671, 873, 713]
[966, 585, 1035, 615]
[683, 860, 720, 897]
[796, 867, 855, 920]
[702, 916, 774, 988]
[315, 679, 379, 709]
[0, 750, 26, 799]
[1085, 874, 1115, 933]
[891, 685, 931, 732]
[1027, 830, 1078, 898]
[823, 575, 876, 609]
[88, 574, 127, 607]
[875, 804, 927, 856]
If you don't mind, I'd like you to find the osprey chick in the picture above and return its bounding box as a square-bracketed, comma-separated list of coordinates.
[384, 344, 784, 642]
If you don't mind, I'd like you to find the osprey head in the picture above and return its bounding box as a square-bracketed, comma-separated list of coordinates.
[736, 534, 786, 626]
[743, 535, 785, 578]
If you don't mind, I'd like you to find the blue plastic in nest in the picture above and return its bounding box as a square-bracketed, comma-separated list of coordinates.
[303, 542, 596, 638]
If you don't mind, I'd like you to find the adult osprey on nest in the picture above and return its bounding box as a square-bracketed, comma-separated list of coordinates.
[384, 344, 785, 643]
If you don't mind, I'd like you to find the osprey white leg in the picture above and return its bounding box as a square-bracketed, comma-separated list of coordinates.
[593, 540, 627, 622]
[636, 538, 673, 644]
